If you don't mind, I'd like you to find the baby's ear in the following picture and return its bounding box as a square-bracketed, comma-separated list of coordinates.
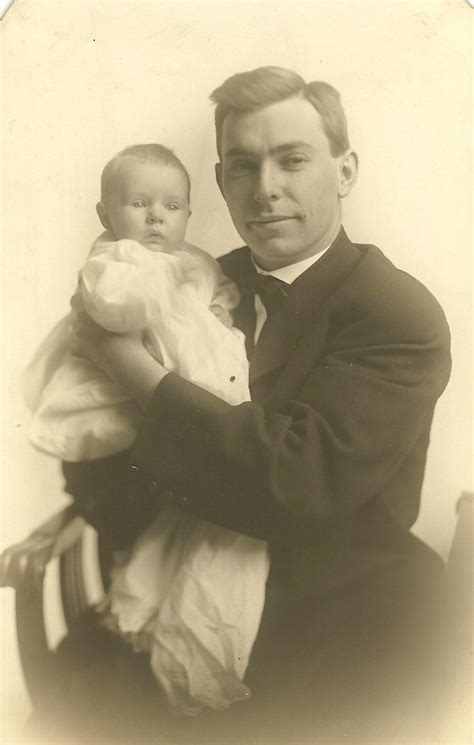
[96, 201, 110, 230]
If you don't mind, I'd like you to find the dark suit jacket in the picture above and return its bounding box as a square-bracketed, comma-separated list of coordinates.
[59, 227, 451, 736]
[64, 227, 450, 575]
[125, 228, 447, 548]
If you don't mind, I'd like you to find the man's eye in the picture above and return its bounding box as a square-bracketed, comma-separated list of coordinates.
[228, 159, 254, 175]
[282, 155, 307, 169]
[132, 201, 146, 208]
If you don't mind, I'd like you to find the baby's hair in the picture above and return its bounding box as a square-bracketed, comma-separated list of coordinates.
[100, 144, 191, 202]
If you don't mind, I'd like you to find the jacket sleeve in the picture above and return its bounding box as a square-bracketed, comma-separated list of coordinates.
[129, 282, 451, 540]
[62, 450, 161, 550]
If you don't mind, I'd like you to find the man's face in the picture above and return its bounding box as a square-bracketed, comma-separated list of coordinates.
[217, 96, 355, 270]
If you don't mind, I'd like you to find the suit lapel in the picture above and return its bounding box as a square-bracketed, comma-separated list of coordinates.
[233, 292, 257, 360]
[250, 228, 362, 394]
[290, 227, 361, 338]
[249, 303, 293, 387]
[220, 229, 362, 399]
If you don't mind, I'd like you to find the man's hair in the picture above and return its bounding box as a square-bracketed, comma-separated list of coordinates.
[210, 66, 350, 159]
[100, 143, 191, 201]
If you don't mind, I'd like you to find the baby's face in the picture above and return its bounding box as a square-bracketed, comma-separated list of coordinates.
[98, 158, 190, 251]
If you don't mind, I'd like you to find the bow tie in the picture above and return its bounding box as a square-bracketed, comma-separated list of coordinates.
[247, 272, 289, 316]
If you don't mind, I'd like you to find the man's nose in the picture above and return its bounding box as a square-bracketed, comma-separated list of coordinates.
[253, 163, 281, 204]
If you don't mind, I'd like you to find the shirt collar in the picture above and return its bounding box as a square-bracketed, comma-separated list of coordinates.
[251, 245, 332, 285]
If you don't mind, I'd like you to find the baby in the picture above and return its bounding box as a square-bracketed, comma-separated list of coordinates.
[23, 144, 269, 715]
[26, 145, 249, 459]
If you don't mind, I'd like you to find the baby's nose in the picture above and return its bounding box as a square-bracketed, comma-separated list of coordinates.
[147, 208, 164, 223]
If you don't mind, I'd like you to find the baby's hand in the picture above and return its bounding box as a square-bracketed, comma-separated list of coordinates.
[210, 304, 233, 329]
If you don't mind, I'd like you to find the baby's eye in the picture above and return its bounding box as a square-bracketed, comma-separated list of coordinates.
[167, 203, 180, 211]
[132, 200, 146, 208]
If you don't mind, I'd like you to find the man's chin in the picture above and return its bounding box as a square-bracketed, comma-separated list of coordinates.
[248, 238, 302, 269]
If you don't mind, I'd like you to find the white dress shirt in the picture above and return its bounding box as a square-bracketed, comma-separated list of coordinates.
[253, 246, 331, 343]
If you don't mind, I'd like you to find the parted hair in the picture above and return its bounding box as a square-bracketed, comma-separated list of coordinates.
[210, 66, 350, 159]
[100, 144, 191, 202]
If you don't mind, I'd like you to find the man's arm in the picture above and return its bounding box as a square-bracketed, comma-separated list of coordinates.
[71, 270, 451, 542]
[129, 280, 451, 540]
[73, 317, 168, 407]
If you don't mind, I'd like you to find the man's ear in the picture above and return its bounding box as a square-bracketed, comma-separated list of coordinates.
[96, 201, 110, 230]
[215, 163, 225, 199]
[337, 150, 358, 198]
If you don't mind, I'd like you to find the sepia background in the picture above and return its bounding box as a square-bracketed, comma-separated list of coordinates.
[1, 0, 472, 740]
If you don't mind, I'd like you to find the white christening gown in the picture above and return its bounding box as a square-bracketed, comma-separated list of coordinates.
[23, 232, 270, 715]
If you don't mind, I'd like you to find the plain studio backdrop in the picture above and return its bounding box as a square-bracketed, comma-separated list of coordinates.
[1, 0, 472, 740]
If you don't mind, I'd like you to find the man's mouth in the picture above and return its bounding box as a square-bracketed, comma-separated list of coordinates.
[248, 215, 297, 227]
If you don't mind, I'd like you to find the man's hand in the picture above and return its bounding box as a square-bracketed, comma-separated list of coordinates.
[72, 314, 170, 408]
[72, 313, 143, 380]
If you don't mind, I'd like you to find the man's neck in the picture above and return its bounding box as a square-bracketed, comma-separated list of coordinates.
[252, 246, 332, 285]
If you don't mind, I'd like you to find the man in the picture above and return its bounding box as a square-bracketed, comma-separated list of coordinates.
[45, 67, 451, 743]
